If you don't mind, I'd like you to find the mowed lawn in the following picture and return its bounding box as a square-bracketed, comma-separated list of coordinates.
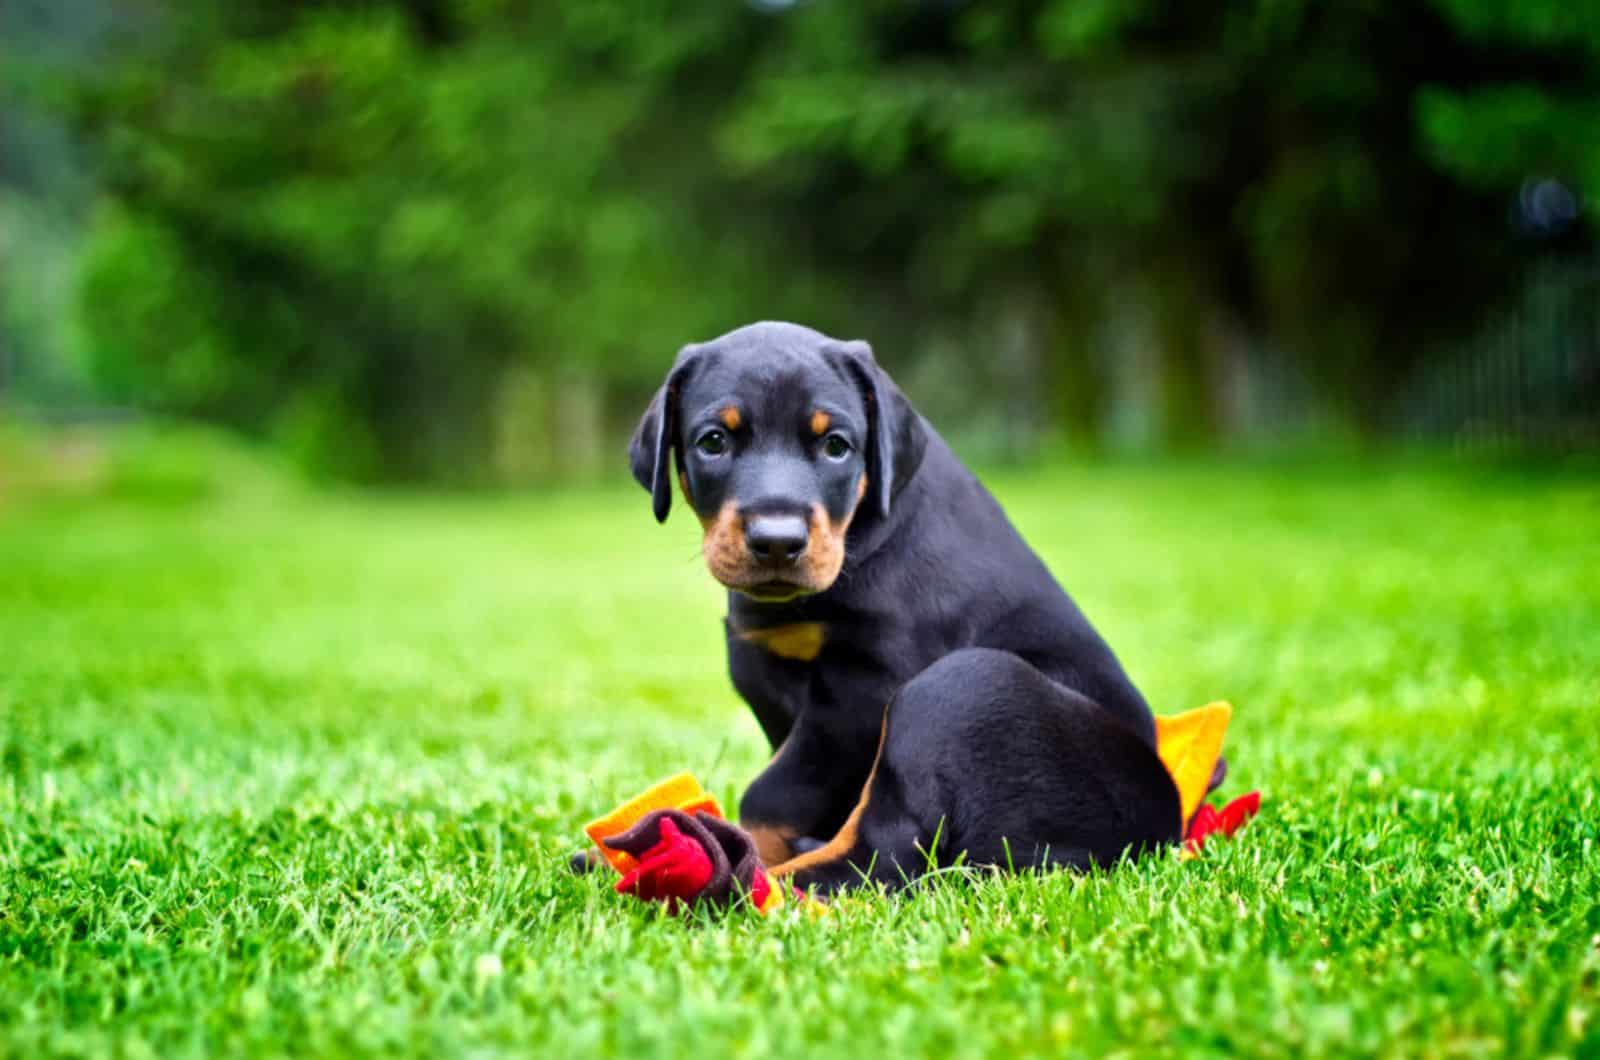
[2, 454, 1597, 1058]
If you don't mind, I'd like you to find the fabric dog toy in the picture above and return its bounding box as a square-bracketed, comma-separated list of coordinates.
[582, 773, 796, 913]
[580, 704, 1260, 913]
[1152, 702, 1262, 853]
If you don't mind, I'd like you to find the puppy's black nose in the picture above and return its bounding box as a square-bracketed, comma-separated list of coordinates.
[744, 514, 808, 564]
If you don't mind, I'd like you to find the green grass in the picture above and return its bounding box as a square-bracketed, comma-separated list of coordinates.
[2, 454, 1598, 1058]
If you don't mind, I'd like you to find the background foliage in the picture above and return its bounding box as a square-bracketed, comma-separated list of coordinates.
[3, 0, 1598, 480]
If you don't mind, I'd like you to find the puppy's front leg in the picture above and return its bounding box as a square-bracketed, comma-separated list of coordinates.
[738, 713, 876, 866]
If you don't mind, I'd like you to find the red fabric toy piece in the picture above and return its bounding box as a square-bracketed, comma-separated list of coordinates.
[613, 815, 714, 907]
[601, 808, 789, 913]
[749, 862, 772, 910]
[1184, 790, 1261, 853]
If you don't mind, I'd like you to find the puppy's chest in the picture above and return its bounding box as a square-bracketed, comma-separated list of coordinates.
[725, 611, 926, 710]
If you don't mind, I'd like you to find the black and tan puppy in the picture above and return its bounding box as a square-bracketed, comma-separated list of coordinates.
[625, 322, 1188, 893]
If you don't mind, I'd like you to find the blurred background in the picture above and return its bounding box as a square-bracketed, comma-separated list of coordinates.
[2, 0, 1598, 487]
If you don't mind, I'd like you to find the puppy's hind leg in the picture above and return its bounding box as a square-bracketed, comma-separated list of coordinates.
[883, 648, 1183, 873]
[772, 647, 1186, 894]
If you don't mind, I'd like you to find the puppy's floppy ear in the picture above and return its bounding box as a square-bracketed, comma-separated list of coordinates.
[828, 339, 926, 519]
[629, 344, 701, 523]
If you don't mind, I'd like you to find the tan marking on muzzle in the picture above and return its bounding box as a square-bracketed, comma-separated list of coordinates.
[796, 473, 868, 592]
[698, 499, 749, 587]
[699, 475, 868, 595]
[736, 621, 827, 661]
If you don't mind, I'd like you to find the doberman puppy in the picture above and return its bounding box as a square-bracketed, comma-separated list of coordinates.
[620, 321, 1189, 894]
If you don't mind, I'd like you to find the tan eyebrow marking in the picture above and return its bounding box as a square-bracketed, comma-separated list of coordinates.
[719, 407, 742, 430]
[810, 410, 831, 436]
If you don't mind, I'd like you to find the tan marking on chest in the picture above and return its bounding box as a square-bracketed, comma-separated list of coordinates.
[735, 621, 827, 661]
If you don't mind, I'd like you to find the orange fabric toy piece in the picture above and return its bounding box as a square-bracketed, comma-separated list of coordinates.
[1155, 701, 1235, 824]
[583, 773, 723, 876]
[583, 773, 789, 913]
[1156, 701, 1261, 858]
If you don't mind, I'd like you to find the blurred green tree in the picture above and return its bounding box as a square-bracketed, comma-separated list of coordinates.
[718, 0, 1594, 440]
[1419, 2, 1599, 207]
[51, 0, 1598, 478]
[70, 1, 835, 479]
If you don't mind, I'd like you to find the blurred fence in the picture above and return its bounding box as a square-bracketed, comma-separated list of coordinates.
[6, 256, 1599, 465]
[1397, 256, 1600, 450]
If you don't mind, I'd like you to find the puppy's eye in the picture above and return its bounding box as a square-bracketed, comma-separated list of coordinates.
[821, 433, 852, 460]
[695, 429, 729, 457]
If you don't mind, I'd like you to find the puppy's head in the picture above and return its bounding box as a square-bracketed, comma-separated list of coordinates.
[630, 322, 925, 601]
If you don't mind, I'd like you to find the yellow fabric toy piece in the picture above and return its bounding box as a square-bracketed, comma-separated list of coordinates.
[1154, 701, 1232, 824]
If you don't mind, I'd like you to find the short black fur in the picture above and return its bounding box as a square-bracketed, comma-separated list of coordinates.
[627, 321, 1185, 891]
